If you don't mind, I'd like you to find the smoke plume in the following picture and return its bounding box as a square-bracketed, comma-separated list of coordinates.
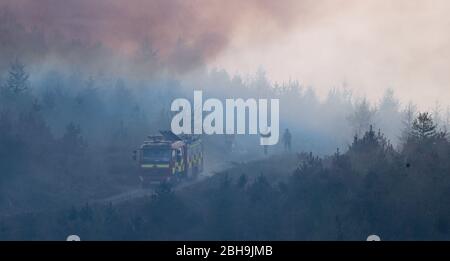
[0, 0, 313, 73]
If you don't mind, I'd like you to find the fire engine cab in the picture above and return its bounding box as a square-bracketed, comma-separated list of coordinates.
[133, 131, 203, 186]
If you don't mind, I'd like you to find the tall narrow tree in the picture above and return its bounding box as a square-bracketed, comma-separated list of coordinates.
[6, 60, 29, 94]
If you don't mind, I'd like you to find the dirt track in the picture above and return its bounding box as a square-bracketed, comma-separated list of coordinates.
[93, 161, 229, 205]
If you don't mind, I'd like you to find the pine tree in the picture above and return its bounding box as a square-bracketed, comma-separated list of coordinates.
[348, 98, 376, 136]
[411, 112, 437, 140]
[6, 60, 29, 94]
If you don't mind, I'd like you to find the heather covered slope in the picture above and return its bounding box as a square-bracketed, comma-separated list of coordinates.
[1, 123, 449, 240]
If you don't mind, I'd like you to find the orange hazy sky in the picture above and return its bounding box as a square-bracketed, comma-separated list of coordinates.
[1, 0, 450, 109]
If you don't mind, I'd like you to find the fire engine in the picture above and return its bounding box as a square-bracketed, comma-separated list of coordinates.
[133, 131, 203, 186]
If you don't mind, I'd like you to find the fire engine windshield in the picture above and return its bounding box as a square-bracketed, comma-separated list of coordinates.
[142, 147, 171, 162]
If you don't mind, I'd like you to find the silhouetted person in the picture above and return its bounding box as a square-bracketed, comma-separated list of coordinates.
[283, 128, 292, 152]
